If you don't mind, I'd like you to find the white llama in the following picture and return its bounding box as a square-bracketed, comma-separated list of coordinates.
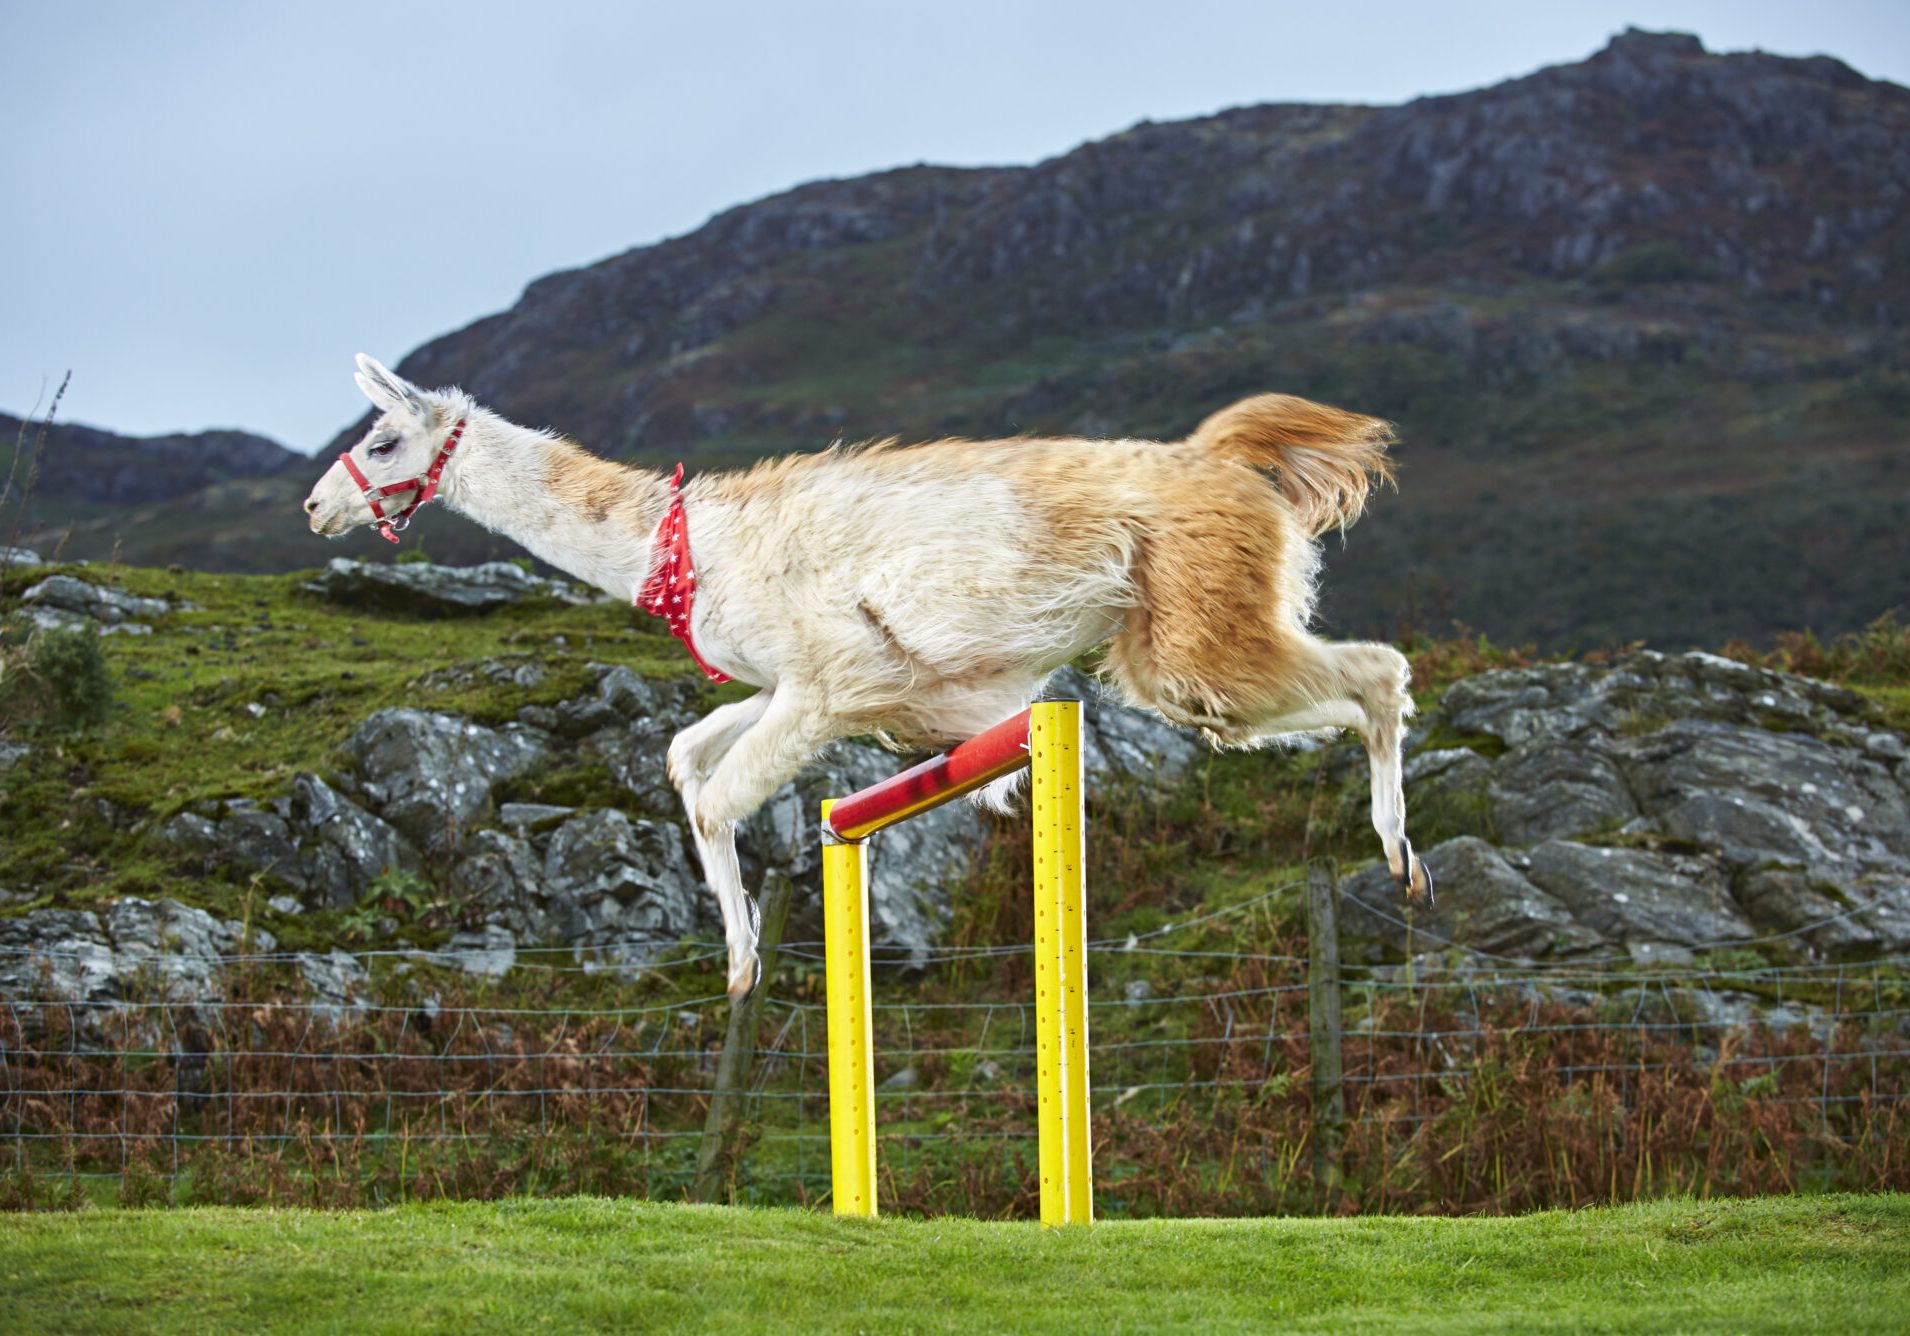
[305, 354, 1429, 998]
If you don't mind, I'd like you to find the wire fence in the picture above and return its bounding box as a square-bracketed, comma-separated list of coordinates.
[3, 877, 1908, 1215]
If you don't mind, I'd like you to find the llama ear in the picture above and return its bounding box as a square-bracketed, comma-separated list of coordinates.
[353, 353, 430, 422]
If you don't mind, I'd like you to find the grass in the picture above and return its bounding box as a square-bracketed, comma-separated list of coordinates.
[0, 1194, 1904, 1334]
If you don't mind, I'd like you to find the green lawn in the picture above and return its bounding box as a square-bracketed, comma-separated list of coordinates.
[2, 1195, 1905, 1334]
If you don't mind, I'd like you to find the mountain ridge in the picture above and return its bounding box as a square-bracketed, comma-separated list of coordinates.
[18, 28, 1908, 647]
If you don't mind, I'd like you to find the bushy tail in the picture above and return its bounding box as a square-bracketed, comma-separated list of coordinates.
[1185, 394, 1396, 535]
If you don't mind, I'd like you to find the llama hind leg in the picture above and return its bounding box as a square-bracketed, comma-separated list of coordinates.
[1323, 642, 1430, 903]
[1233, 645, 1431, 903]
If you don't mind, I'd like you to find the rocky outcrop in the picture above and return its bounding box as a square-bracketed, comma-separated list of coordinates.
[4, 654, 1206, 997]
[9, 644, 1901, 1007]
[1343, 650, 1910, 963]
[342, 709, 552, 851]
[161, 779, 420, 912]
[301, 558, 597, 615]
[19, 573, 180, 636]
[0, 898, 274, 1008]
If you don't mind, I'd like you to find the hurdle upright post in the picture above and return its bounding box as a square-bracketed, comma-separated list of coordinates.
[819, 702, 1092, 1225]
[821, 798, 876, 1217]
[1031, 700, 1093, 1226]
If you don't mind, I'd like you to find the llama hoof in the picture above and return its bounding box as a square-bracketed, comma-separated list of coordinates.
[1401, 857, 1434, 906]
[726, 951, 762, 1002]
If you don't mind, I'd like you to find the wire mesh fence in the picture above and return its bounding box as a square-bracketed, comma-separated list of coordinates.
[4, 876, 1908, 1215]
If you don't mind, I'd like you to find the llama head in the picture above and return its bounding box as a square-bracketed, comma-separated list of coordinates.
[304, 354, 456, 536]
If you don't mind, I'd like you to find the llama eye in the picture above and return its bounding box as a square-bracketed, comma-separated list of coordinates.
[368, 439, 398, 457]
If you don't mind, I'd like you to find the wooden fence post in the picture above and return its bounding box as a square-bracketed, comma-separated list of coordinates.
[1305, 857, 1345, 1209]
[691, 870, 794, 1204]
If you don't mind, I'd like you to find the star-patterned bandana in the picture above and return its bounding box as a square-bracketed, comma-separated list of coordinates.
[635, 463, 732, 683]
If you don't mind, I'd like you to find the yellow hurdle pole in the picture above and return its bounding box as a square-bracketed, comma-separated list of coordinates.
[1031, 701, 1093, 1226]
[821, 799, 877, 1217]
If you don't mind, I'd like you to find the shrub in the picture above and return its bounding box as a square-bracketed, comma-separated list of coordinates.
[0, 624, 115, 731]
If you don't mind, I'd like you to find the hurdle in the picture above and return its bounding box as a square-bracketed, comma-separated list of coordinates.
[820, 700, 1092, 1226]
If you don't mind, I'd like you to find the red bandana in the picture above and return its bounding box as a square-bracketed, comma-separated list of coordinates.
[636, 463, 731, 683]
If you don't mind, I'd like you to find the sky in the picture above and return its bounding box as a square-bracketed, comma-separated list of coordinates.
[4, 0, 1907, 454]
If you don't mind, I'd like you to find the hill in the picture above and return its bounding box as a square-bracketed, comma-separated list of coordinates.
[21, 29, 1910, 646]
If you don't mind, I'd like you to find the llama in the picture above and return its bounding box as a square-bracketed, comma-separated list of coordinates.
[305, 354, 1430, 999]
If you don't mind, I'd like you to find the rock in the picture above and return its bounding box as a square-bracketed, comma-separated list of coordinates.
[19, 605, 153, 636]
[0, 739, 29, 775]
[0, 909, 117, 1004]
[0, 898, 278, 1015]
[1737, 868, 1910, 955]
[1441, 651, 1867, 749]
[210, 810, 302, 886]
[498, 802, 576, 831]
[1378, 652, 1910, 964]
[1619, 720, 1910, 873]
[1045, 667, 1203, 786]
[0, 546, 41, 566]
[289, 773, 419, 908]
[301, 557, 592, 615]
[449, 829, 546, 939]
[1489, 740, 1638, 844]
[345, 709, 552, 850]
[1867, 732, 1909, 762]
[1404, 748, 1496, 842]
[1525, 841, 1751, 950]
[159, 811, 221, 853]
[596, 665, 667, 720]
[429, 925, 518, 978]
[296, 950, 371, 1021]
[267, 895, 303, 916]
[877, 1066, 919, 1091]
[542, 809, 707, 969]
[1342, 837, 1602, 960]
[21, 573, 171, 626]
[156, 780, 415, 909]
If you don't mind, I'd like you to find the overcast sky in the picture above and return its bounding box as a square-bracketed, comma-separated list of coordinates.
[4, 0, 1906, 454]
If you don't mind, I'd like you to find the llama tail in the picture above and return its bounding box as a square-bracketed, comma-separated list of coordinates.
[1185, 394, 1396, 536]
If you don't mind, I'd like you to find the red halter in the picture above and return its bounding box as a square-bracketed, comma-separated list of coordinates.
[636, 463, 731, 683]
[338, 418, 468, 543]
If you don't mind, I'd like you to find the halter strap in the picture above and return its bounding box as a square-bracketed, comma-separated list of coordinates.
[338, 418, 467, 544]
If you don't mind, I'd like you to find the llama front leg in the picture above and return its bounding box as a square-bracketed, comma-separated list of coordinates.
[685, 689, 838, 999]
[667, 694, 775, 997]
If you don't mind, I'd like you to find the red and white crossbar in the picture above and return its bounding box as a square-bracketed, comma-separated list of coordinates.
[825, 707, 1035, 842]
[820, 701, 1093, 1226]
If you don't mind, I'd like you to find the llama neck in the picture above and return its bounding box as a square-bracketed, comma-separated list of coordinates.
[437, 410, 674, 602]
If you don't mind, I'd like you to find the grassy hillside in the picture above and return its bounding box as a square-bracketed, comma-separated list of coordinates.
[3, 557, 1905, 944]
[2, 1195, 1906, 1334]
[0, 558, 705, 941]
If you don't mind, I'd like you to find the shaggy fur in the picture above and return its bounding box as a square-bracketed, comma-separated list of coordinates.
[307, 356, 1430, 999]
